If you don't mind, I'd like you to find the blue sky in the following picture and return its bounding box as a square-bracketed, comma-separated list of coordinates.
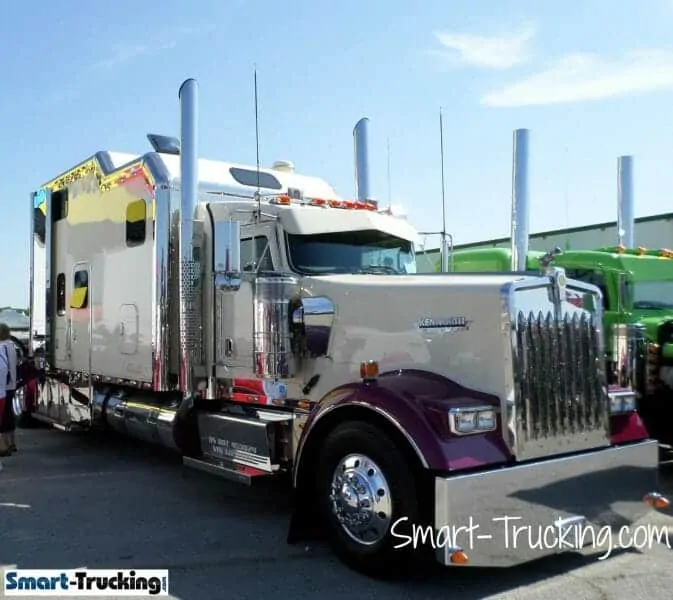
[3, 0, 673, 307]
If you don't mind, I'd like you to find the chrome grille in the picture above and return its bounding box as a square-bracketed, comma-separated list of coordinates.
[512, 310, 610, 461]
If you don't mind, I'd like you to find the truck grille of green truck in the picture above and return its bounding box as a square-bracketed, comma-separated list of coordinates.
[512, 310, 610, 461]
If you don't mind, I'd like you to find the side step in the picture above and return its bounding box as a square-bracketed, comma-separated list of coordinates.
[31, 412, 89, 432]
[195, 409, 293, 475]
[183, 456, 275, 486]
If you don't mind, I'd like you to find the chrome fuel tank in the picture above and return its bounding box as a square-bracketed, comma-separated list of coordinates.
[91, 388, 180, 451]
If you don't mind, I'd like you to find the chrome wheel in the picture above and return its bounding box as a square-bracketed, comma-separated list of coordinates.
[12, 387, 25, 417]
[329, 453, 393, 545]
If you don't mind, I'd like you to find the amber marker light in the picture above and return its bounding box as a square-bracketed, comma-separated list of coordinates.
[449, 549, 469, 564]
[643, 492, 670, 509]
[360, 360, 379, 381]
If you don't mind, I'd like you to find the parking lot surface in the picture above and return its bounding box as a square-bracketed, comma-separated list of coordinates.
[1, 429, 672, 599]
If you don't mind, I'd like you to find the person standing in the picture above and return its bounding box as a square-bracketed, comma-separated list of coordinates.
[0, 323, 17, 455]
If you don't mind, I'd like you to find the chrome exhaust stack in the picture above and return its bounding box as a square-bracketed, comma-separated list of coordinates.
[510, 129, 530, 272]
[178, 78, 199, 398]
[353, 118, 372, 203]
[617, 155, 634, 248]
[613, 156, 644, 400]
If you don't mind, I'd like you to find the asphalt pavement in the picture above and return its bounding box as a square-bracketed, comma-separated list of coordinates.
[1, 428, 672, 600]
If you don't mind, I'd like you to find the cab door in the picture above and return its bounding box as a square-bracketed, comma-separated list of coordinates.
[226, 222, 280, 370]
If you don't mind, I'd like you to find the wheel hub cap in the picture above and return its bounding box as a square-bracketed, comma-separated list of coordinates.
[329, 454, 392, 545]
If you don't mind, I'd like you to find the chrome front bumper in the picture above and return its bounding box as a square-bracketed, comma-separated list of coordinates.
[433, 440, 663, 567]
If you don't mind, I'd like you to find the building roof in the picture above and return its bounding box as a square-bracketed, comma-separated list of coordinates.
[418, 212, 673, 256]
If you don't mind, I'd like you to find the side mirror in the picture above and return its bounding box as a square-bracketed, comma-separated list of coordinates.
[213, 220, 242, 291]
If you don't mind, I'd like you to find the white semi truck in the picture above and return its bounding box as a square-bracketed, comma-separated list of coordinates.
[21, 78, 668, 577]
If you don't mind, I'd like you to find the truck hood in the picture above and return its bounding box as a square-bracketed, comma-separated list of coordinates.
[300, 271, 588, 399]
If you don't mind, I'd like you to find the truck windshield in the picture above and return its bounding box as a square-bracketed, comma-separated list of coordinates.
[632, 280, 673, 309]
[286, 230, 416, 275]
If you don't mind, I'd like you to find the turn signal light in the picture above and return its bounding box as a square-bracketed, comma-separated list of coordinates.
[449, 549, 469, 564]
[643, 492, 670, 509]
[360, 360, 379, 380]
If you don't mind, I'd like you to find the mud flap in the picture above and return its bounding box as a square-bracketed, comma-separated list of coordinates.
[286, 482, 326, 544]
[173, 396, 203, 458]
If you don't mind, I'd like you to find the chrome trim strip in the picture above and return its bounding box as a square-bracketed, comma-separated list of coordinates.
[44, 189, 53, 366]
[150, 176, 172, 391]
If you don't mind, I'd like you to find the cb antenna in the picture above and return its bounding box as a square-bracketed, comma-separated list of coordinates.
[439, 107, 449, 272]
[254, 66, 261, 217]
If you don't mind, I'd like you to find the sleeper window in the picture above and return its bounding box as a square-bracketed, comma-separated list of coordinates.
[71, 268, 89, 309]
[126, 200, 147, 246]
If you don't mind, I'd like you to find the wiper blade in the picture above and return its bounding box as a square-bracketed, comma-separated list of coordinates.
[633, 301, 673, 310]
[356, 265, 399, 274]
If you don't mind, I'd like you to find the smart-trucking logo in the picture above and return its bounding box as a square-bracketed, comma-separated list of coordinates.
[3, 569, 169, 596]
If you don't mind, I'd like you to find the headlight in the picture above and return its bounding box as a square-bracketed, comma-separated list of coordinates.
[609, 391, 637, 414]
[449, 406, 497, 435]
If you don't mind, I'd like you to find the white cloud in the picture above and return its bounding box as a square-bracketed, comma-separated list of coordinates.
[90, 24, 215, 70]
[90, 42, 175, 70]
[481, 49, 673, 107]
[433, 24, 535, 69]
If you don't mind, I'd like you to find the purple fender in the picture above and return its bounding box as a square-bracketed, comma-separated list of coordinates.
[293, 369, 513, 487]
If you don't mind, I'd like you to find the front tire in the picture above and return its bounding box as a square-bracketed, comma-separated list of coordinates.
[315, 420, 430, 578]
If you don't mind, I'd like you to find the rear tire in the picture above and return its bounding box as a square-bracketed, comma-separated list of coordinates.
[315, 420, 431, 578]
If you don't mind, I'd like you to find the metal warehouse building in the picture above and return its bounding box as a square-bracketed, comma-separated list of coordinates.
[415, 212, 673, 273]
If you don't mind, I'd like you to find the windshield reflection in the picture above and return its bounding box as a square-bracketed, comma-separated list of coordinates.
[286, 230, 417, 275]
[632, 280, 673, 310]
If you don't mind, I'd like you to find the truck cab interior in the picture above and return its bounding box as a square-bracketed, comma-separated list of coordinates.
[563, 268, 609, 309]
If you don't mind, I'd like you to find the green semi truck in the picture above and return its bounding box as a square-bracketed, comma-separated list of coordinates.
[444, 244, 673, 443]
[432, 132, 673, 444]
